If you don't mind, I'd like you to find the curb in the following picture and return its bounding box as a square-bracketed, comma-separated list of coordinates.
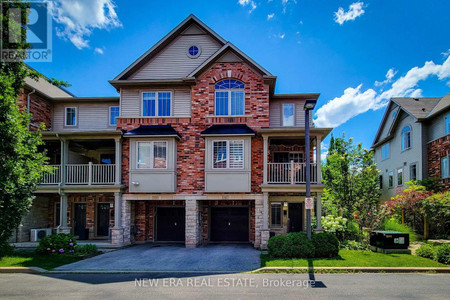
[253, 267, 450, 273]
[0, 267, 46, 274]
[47, 270, 249, 274]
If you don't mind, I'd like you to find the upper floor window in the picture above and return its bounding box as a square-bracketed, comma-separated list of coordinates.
[215, 79, 245, 116]
[142, 92, 172, 117]
[187, 45, 201, 58]
[282, 104, 295, 126]
[109, 106, 120, 126]
[442, 155, 450, 179]
[381, 143, 390, 160]
[401, 125, 411, 151]
[137, 141, 167, 169]
[65, 107, 77, 126]
[213, 140, 244, 169]
[446, 114, 450, 135]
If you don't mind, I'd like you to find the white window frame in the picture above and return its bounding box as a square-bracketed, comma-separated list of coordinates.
[109, 106, 120, 126]
[270, 202, 282, 227]
[141, 91, 173, 117]
[214, 90, 245, 116]
[64, 107, 77, 127]
[381, 143, 390, 160]
[401, 125, 412, 151]
[282, 103, 295, 127]
[212, 140, 245, 169]
[136, 141, 168, 169]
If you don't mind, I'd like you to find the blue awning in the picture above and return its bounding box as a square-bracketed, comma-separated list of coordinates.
[201, 124, 256, 136]
[124, 125, 181, 138]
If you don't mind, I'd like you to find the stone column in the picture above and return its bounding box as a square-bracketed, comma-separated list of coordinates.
[57, 193, 71, 234]
[122, 198, 132, 245]
[257, 193, 270, 250]
[263, 136, 268, 184]
[185, 197, 201, 248]
[114, 137, 121, 185]
[315, 193, 323, 232]
[111, 192, 124, 245]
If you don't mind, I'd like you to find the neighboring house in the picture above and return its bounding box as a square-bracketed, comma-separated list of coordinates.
[13, 15, 332, 249]
[372, 94, 450, 201]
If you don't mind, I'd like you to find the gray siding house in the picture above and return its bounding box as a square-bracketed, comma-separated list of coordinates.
[372, 94, 450, 201]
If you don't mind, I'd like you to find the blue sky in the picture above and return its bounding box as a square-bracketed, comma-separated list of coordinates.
[28, 0, 450, 153]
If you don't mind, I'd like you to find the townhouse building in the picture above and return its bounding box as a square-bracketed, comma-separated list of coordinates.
[12, 15, 331, 249]
[372, 94, 450, 201]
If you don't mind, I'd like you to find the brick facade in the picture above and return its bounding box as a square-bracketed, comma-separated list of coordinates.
[17, 88, 53, 131]
[117, 62, 269, 194]
[428, 134, 450, 190]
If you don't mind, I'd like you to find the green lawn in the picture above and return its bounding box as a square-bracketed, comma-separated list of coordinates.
[261, 250, 448, 268]
[0, 252, 83, 270]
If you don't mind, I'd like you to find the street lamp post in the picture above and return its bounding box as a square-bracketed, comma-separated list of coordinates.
[304, 99, 317, 240]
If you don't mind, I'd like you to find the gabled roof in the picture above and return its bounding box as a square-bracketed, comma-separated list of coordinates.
[391, 97, 441, 120]
[24, 77, 74, 98]
[114, 14, 226, 81]
[188, 42, 273, 78]
[427, 94, 450, 119]
[372, 95, 449, 148]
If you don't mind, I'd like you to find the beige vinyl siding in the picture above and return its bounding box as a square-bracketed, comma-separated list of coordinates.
[269, 99, 312, 127]
[130, 25, 222, 80]
[120, 88, 191, 117]
[379, 104, 399, 141]
[52, 102, 118, 131]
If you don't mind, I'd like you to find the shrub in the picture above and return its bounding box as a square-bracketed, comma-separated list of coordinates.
[267, 235, 289, 258]
[75, 244, 98, 256]
[312, 233, 339, 258]
[36, 233, 77, 255]
[436, 244, 450, 265]
[340, 240, 367, 250]
[286, 232, 315, 258]
[415, 244, 436, 260]
[321, 215, 347, 241]
[383, 218, 416, 242]
[0, 241, 14, 258]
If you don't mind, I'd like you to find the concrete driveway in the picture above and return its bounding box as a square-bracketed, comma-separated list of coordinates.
[54, 244, 261, 272]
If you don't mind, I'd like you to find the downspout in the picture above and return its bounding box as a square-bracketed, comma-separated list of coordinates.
[26, 89, 36, 130]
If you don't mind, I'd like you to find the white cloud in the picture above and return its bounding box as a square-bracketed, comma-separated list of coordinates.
[267, 13, 275, 20]
[334, 2, 365, 25]
[48, 0, 122, 50]
[238, 0, 257, 13]
[441, 48, 450, 58]
[374, 68, 397, 86]
[314, 54, 450, 128]
[94, 47, 104, 54]
[278, 33, 285, 39]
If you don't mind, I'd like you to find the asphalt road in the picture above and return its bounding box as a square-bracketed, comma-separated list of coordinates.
[0, 273, 449, 300]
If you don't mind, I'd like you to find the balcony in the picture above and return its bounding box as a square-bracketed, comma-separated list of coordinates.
[267, 162, 318, 184]
[41, 163, 117, 185]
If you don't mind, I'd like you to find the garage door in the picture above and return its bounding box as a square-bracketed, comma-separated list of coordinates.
[156, 207, 185, 242]
[210, 207, 249, 242]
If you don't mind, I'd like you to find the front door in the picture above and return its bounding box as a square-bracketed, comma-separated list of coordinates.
[288, 203, 303, 232]
[74, 203, 87, 239]
[156, 207, 185, 242]
[97, 203, 110, 237]
[210, 207, 249, 242]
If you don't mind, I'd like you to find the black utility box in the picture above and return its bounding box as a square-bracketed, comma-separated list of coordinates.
[370, 231, 409, 249]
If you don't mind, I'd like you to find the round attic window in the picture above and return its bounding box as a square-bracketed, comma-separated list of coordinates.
[187, 45, 201, 58]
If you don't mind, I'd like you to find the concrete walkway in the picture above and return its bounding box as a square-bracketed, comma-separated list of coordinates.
[54, 244, 261, 272]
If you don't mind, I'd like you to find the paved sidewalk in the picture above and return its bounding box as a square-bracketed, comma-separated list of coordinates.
[54, 244, 260, 272]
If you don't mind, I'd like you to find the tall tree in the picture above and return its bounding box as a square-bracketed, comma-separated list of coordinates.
[322, 134, 381, 223]
[0, 2, 50, 253]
